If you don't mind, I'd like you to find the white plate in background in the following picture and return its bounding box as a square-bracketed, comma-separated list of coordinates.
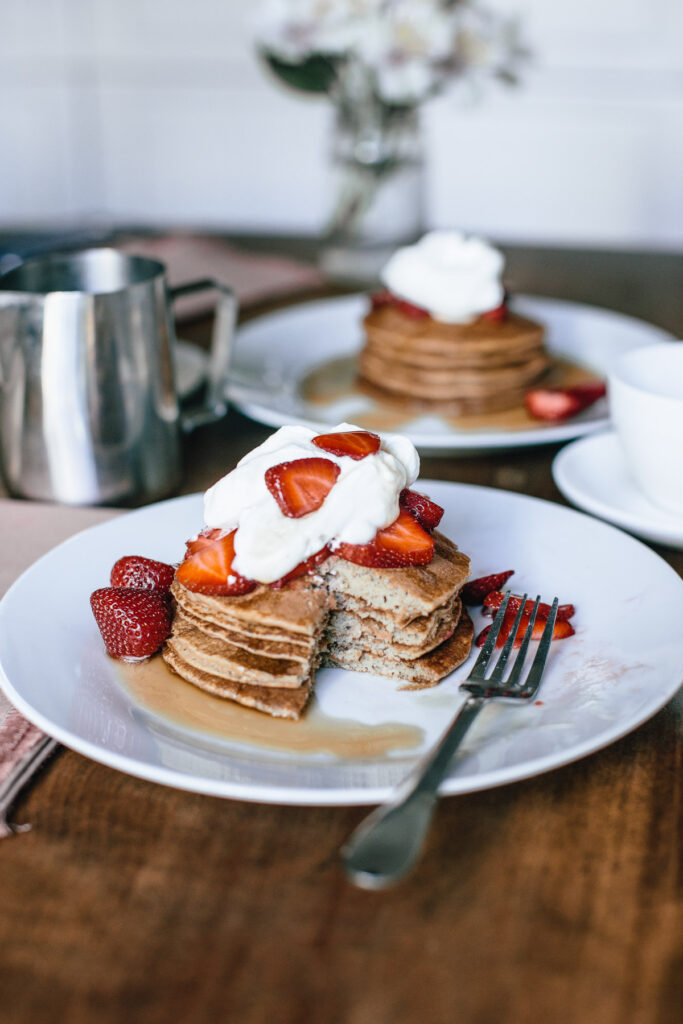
[228, 294, 674, 452]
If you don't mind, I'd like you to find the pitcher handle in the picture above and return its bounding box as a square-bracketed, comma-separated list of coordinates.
[170, 278, 238, 432]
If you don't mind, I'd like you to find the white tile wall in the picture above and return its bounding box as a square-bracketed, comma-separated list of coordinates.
[0, 0, 681, 247]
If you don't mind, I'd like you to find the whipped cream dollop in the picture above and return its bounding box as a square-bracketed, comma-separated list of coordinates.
[203, 423, 420, 584]
[381, 230, 504, 324]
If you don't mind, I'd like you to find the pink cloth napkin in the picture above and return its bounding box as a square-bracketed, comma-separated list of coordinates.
[0, 501, 121, 796]
[116, 234, 324, 322]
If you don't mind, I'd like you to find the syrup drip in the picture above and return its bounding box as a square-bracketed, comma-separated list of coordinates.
[116, 656, 424, 759]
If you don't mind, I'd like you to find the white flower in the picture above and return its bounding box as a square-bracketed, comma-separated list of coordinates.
[255, 0, 527, 101]
[355, 2, 457, 103]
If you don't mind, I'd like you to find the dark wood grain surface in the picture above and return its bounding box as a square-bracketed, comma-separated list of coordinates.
[1, 243, 681, 1024]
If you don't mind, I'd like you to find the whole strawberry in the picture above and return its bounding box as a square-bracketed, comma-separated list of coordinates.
[110, 555, 175, 593]
[90, 587, 172, 662]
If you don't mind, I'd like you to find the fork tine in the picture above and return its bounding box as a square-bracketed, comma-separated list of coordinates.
[467, 592, 511, 680]
[488, 594, 528, 683]
[505, 595, 542, 690]
[517, 598, 559, 699]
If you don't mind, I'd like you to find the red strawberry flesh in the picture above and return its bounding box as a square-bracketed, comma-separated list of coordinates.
[524, 382, 606, 422]
[337, 507, 434, 568]
[461, 570, 515, 606]
[270, 546, 331, 589]
[185, 527, 224, 557]
[110, 555, 175, 593]
[176, 529, 256, 596]
[479, 302, 508, 323]
[312, 430, 380, 460]
[369, 289, 429, 320]
[475, 611, 575, 649]
[399, 488, 444, 531]
[265, 457, 340, 518]
[482, 591, 575, 621]
[90, 587, 172, 661]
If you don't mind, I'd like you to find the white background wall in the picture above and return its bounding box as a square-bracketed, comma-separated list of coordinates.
[0, 0, 681, 248]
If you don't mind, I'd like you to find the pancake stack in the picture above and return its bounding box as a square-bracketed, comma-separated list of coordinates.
[163, 532, 473, 719]
[163, 578, 332, 719]
[358, 305, 549, 414]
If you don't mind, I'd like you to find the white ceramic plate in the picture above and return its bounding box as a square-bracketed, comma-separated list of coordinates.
[553, 430, 683, 550]
[1, 483, 681, 806]
[228, 295, 674, 452]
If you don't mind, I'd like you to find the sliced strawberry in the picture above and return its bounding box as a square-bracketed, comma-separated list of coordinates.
[369, 289, 429, 320]
[369, 288, 393, 311]
[91, 587, 172, 661]
[176, 529, 257, 596]
[185, 527, 224, 558]
[479, 301, 508, 323]
[483, 591, 575, 621]
[312, 430, 380, 461]
[461, 570, 515, 606]
[567, 382, 608, 403]
[270, 546, 331, 589]
[110, 555, 175, 593]
[337, 507, 434, 568]
[394, 296, 430, 320]
[524, 382, 607, 422]
[399, 488, 444, 530]
[475, 610, 575, 649]
[265, 457, 340, 518]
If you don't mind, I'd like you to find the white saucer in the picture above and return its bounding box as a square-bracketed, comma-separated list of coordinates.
[553, 430, 683, 550]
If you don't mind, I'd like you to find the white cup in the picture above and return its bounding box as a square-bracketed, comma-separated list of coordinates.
[608, 342, 683, 514]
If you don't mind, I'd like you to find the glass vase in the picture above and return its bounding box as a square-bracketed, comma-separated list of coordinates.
[320, 96, 425, 283]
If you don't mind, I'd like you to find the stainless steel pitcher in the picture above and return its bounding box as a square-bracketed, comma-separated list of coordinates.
[0, 248, 236, 505]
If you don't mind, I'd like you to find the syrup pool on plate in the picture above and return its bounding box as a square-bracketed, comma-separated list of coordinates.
[116, 657, 424, 759]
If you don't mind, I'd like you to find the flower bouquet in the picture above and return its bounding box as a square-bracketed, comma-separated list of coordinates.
[256, 0, 528, 278]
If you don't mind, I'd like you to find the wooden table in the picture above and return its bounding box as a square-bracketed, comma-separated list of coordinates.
[1, 244, 681, 1024]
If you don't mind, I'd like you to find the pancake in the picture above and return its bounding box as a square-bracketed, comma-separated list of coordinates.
[166, 615, 313, 689]
[325, 608, 474, 689]
[358, 350, 549, 399]
[170, 576, 331, 638]
[327, 593, 460, 650]
[321, 532, 470, 627]
[327, 598, 462, 661]
[162, 644, 315, 720]
[358, 305, 548, 413]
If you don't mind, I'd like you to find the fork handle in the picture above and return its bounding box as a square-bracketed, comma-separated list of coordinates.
[342, 697, 485, 889]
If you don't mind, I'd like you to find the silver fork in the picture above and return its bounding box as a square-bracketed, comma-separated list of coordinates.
[342, 592, 558, 889]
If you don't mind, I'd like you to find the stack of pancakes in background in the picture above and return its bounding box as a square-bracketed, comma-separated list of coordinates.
[163, 532, 473, 719]
[358, 305, 549, 414]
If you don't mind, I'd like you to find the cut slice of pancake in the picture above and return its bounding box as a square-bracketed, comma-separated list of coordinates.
[325, 608, 474, 689]
[327, 598, 462, 661]
[328, 592, 459, 647]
